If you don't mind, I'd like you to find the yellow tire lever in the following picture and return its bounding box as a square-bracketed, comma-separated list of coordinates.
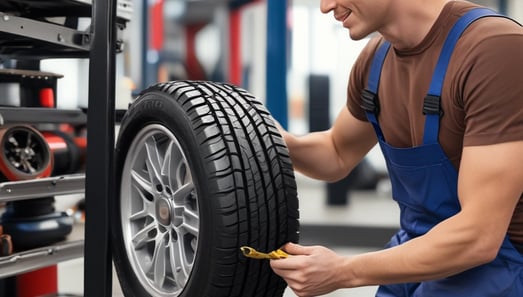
[240, 246, 288, 260]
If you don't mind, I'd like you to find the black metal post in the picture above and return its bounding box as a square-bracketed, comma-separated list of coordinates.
[84, 0, 117, 296]
[498, 0, 507, 15]
[141, 0, 151, 91]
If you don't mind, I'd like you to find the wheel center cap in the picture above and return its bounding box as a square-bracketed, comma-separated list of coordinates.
[157, 198, 172, 226]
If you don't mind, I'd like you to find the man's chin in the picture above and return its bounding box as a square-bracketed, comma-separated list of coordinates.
[348, 30, 365, 41]
[348, 28, 373, 41]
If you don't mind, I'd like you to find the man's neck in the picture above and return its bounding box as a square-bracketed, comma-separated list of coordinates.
[380, 0, 453, 50]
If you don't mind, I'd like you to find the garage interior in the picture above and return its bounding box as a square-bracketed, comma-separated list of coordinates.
[0, 0, 521, 297]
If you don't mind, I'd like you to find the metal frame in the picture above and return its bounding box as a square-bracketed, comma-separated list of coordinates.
[0, 174, 85, 202]
[83, 0, 117, 295]
[0, 107, 87, 125]
[0, 0, 118, 295]
[0, 12, 91, 51]
[0, 241, 84, 279]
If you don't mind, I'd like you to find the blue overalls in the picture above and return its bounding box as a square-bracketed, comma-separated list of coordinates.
[361, 8, 523, 296]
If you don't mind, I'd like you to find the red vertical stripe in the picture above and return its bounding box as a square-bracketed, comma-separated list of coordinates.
[150, 0, 164, 50]
[185, 24, 207, 80]
[229, 9, 242, 86]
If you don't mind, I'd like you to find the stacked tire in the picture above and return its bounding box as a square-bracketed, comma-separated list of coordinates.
[112, 81, 299, 297]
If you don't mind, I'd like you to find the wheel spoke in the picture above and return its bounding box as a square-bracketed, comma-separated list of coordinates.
[181, 208, 199, 237]
[8, 136, 18, 147]
[25, 131, 31, 148]
[21, 160, 30, 172]
[164, 138, 190, 192]
[176, 232, 192, 277]
[172, 182, 194, 204]
[161, 140, 174, 184]
[170, 235, 190, 287]
[128, 204, 150, 221]
[145, 137, 163, 183]
[175, 155, 189, 189]
[131, 221, 156, 250]
[131, 169, 153, 193]
[127, 179, 155, 225]
[152, 235, 168, 288]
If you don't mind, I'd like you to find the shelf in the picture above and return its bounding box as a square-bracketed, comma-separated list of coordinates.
[0, 107, 87, 125]
[0, 175, 85, 279]
[0, 68, 63, 82]
[0, 174, 85, 203]
[0, 0, 132, 23]
[0, 12, 91, 58]
[0, 0, 130, 59]
[0, 240, 84, 279]
[0, 0, 120, 294]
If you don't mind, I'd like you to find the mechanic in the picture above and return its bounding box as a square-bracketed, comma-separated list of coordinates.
[270, 0, 523, 296]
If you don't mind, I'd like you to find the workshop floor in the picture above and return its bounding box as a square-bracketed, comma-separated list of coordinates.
[57, 173, 399, 297]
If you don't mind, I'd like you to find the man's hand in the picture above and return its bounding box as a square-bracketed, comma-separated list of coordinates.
[270, 242, 350, 297]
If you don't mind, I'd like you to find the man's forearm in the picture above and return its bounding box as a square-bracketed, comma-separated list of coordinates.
[283, 130, 354, 182]
[340, 212, 502, 288]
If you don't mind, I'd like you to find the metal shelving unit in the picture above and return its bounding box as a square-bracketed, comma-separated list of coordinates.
[0, 174, 85, 279]
[0, 0, 129, 295]
[84, 0, 117, 295]
[0, 175, 85, 202]
[0, 107, 87, 125]
[0, 241, 84, 279]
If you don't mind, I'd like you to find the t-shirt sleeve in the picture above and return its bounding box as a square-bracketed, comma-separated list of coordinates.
[458, 33, 523, 146]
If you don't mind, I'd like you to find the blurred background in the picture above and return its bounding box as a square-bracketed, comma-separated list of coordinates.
[50, 0, 522, 296]
[1, 0, 521, 296]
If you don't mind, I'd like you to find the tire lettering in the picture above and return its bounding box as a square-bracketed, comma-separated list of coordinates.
[138, 100, 164, 111]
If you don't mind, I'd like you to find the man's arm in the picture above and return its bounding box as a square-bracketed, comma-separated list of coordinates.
[271, 141, 523, 296]
[280, 107, 377, 182]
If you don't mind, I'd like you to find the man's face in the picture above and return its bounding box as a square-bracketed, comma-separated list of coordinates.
[320, 0, 390, 40]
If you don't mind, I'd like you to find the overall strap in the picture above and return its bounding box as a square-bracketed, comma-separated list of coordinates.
[363, 8, 505, 144]
[423, 7, 502, 144]
[362, 41, 391, 141]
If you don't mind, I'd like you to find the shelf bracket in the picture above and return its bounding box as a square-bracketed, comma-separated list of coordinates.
[0, 12, 91, 51]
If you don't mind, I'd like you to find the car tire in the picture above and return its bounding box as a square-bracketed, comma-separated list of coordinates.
[112, 80, 299, 297]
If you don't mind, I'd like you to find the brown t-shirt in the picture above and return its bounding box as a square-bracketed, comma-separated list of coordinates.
[347, 1, 523, 245]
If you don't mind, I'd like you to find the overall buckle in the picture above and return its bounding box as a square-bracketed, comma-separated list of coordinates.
[423, 95, 443, 115]
[361, 89, 380, 115]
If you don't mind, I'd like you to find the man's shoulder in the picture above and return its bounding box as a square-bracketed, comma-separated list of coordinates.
[457, 15, 523, 59]
[449, 0, 521, 36]
[467, 15, 522, 37]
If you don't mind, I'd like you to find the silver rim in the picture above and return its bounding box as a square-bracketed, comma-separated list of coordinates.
[120, 124, 199, 297]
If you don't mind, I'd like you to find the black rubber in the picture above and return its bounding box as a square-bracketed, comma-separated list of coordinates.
[112, 80, 299, 297]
